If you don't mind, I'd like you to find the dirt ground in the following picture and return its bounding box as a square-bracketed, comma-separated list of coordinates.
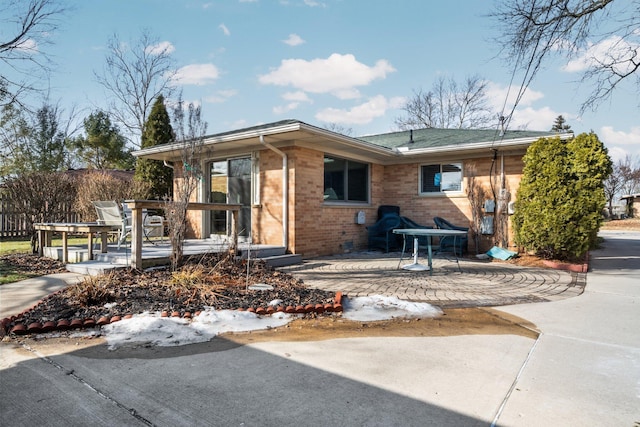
[6, 307, 539, 356]
[223, 307, 540, 344]
[600, 217, 640, 231]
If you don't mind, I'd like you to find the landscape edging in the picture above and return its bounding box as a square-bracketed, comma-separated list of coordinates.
[0, 291, 344, 337]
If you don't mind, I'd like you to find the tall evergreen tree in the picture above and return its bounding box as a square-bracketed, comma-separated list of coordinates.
[551, 115, 572, 133]
[135, 95, 174, 199]
[27, 104, 68, 172]
[72, 111, 134, 170]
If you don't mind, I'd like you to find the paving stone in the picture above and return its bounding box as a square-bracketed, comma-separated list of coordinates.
[279, 251, 584, 308]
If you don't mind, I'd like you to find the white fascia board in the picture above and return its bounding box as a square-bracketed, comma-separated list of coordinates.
[396, 133, 573, 157]
[132, 122, 306, 158]
[134, 121, 396, 159]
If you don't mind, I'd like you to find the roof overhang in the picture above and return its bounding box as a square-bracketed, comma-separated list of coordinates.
[620, 193, 640, 200]
[133, 121, 396, 163]
[133, 120, 573, 165]
[392, 134, 574, 160]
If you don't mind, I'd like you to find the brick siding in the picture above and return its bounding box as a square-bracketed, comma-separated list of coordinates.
[186, 146, 526, 257]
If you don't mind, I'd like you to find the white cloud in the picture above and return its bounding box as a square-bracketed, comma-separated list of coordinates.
[174, 63, 220, 85]
[304, 0, 326, 7]
[273, 102, 300, 115]
[219, 23, 230, 36]
[485, 81, 545, 111]
[483, 81, 568, 131]
[272, 91, 312, 114]
[145, 41, 175, 55]
[599, 124, 640, 163]
[563, 35, 640, 75]
[283, 33, 305, 46]
[600, 126, 640, 146]
[204, 89, 237, 103]
[258, 53, 395, 99]
[315, 95, 405, 125]
[607, 146, 630, 164]
[282, 91, 312, 102]
[508, 106, 562, 131]
[15, 38, 38, 53]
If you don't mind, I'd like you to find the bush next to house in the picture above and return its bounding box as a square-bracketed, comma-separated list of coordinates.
[74, 171, 151, 221]
[513, 133, 612, 261]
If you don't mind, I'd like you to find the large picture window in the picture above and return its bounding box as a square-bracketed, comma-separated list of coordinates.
[324, 155, 369, 202]
[420, 163, 463, 194]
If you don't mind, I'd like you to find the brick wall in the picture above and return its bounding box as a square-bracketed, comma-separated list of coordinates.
[252, 149, 286, 246]
[172, 162, 202, 239]
[186, 146, 526, 257]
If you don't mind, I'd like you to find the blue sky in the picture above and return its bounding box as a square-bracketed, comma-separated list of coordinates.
[21, 0, 640, 161]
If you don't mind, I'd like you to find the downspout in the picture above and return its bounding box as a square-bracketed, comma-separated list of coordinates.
[260, 135, 288, 250]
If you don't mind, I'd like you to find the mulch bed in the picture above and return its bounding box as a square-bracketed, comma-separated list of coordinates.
[1, 253, 67, 277]
[1, 253, 338, 336]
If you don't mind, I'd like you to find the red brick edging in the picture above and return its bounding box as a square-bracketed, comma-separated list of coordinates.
[1, 291, 344, 337]
[542, 252, 589, 273]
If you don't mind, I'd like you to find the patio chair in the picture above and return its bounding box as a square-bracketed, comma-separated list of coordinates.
[93, 201, 164, 249]
[367, 213, 403, 252]
[93, 201, 129, 249]
[377, 205, 400, 220]
[120, 203, 165, 242]
[433, 216, 469, 256]
[399, 216, 432, 249]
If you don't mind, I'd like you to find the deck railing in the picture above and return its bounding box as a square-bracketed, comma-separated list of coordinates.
[124, 200, 241, 269]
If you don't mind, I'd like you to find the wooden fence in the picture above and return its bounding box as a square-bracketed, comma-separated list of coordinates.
[0, 195, 78, 239]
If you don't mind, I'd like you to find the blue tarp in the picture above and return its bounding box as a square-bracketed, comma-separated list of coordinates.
[486, 246, 518, 260]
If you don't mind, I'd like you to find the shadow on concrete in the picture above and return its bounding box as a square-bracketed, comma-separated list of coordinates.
[1, 336, 489, 426]
[591, 231, 640, 272]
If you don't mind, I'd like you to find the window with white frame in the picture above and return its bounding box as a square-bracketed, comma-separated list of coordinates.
[420, 163, 463, 194]
[323, 155, 369, 202]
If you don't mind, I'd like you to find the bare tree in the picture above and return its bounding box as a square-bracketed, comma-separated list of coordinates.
[604, 161, 625, 217]
[0, 0, 66, 108]
[165, 98, 208, 270]
[619, 155, 640, 196]
[3, 171, 76, 252]
[95, 29, 177, 147]
[466, 165, 491, 253]
[394, 75, 494, 130]
[322, 123, 353, 136]
[490, 0, 638, 114]
[604, 155, 639, 217]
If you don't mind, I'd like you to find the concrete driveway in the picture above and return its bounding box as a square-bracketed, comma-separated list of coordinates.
[1, 231, 638, 426]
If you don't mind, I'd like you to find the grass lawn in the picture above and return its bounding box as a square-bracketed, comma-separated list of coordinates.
[0, 236, 85, 285]
[0, 237, 88, 255]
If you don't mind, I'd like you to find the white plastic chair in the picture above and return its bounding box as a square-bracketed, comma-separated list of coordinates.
[92, 201, 164, 249]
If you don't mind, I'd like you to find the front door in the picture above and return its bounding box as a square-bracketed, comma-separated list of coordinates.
[208, 158, 251, 239]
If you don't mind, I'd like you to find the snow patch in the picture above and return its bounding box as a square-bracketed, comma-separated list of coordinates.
[101, 295, 442, 349]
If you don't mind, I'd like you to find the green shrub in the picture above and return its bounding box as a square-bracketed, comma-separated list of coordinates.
[513, 133, 612, 261]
